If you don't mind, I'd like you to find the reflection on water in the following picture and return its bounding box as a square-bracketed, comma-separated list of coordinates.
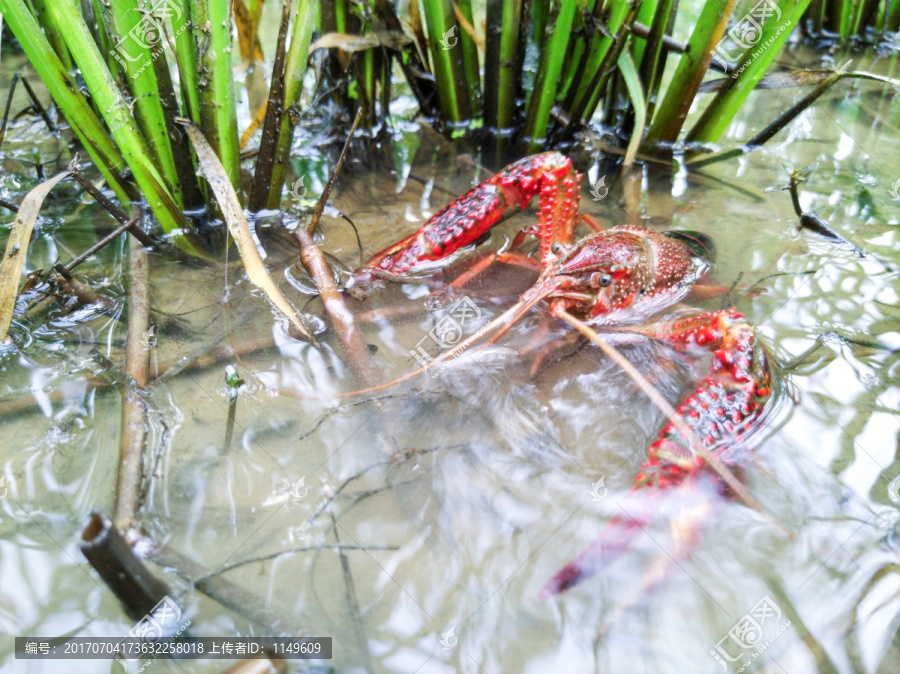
[2, 47, 900, 674]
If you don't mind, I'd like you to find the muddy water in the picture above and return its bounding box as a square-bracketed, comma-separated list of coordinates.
[1, 45, 900, 674]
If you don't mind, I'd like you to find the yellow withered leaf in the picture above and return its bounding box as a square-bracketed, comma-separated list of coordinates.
[0, 170, 71, 343]
[178, 120, 318, 346]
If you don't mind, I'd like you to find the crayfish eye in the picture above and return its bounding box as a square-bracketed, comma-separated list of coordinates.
[551, 242, 563, 255]
[589, 272, 614, 288]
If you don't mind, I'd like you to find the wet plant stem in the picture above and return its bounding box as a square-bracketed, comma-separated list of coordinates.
[81, 511, 175, 622]
[64, 217, 142, 272]
[149, 544, 288, 633]
[68, 161, 156, 248]
[306, 109, 362, 237]
[296, 109, 378, 386]
[266, 0, 315, 209]
[329, 511, 373, 671]
[248, 0, 292, 213]
[52, 263, 113, 309]
[114, 214, 151, 530]
[224, 394, 237, 451]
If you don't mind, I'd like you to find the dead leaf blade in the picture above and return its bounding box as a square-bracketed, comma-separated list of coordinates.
[178, 120, 318, 346]
[0, 170, 71, 342]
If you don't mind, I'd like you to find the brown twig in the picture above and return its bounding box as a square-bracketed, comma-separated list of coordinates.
[248, 0, 293, 213]
[64, 217, 142, 272]
[52, 263, 114, 309]
[148, 544, 289, 633]
[114, 209, 152, 530]
[67, 160, 156, 249]
[306, 109, 362, 236]
[197, 544, 399, 581]
[295, 109, 378, 386]
[328, 511, 374, 671]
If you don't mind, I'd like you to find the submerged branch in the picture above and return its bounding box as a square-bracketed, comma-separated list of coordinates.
[114, 211, 151, 530]
[197, 544, 399, 581]
[81, 511, 174, 622]
[295, 109, 378, 386]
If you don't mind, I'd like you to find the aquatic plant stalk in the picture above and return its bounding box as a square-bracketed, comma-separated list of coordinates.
[522, 0, 578, 151]
[645, 0, 738, 144]
[637, 0, 676, 118]
[96, 0, 183, 208]
[456, 0, 482, 116]
[0, 0, 133, 202]
[564, 0, 632, 125]
[687, 0, 813, 143]
[191, 0, 242, 188]
[484, 0, 522, 156]
[248, 0, 293, 213]
[115, 220, 152, 530]
[422, 0, 471, 126]
[44, 0, 197, 245]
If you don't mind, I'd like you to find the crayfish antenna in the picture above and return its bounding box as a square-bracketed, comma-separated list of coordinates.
[301, 298, 533, 400]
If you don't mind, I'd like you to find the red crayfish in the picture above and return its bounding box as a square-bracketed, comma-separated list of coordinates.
[348, 152, 777, 596]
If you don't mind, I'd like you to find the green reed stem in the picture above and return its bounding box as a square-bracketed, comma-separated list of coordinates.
[637, 0, 675, 118]
[266, 0, 316, 210]
[484, 0, 523, 155]
[191, 0, 241, 189]
[422, 0, 471, 127]
[45, 0, 199, 249]
[99, 0, 183, 208]
[172, 0, 201, 124]
[645, 0, 737, 145]
[0, 0, 133, 203]
[30, 0, 75, 71]
[687, 0, 812, 144]
[456, 0, 482, 117]
[565, 0, 631, 124]
[522, 0, 577, 151]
